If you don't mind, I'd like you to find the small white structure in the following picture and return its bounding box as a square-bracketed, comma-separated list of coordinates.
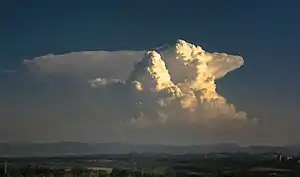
[4, 160, 7, 176]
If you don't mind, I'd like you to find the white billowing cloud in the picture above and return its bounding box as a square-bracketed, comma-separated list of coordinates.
[89, 39, 254, 128]
[22, 39, 256, 143]
[89, 78, 125, 88]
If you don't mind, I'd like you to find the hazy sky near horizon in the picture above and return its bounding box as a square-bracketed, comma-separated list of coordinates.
[1, 0, 300, 145]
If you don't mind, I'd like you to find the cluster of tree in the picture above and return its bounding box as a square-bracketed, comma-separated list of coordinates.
[0, 166, 110, 177]
[1, 166, 300, 177]
[110, 167, 210, 177]
[0, 166, 216, 177]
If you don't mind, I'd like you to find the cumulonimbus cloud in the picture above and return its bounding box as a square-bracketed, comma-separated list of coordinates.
[22, 39, 257, 143]
[88, 40, 256, 127]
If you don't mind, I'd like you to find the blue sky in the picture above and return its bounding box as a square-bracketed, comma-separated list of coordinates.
[0, 0, 300, 144]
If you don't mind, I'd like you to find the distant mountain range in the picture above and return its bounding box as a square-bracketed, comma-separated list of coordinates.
[0, 142, 299, 157]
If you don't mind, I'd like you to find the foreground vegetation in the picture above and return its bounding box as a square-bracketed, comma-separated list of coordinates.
[0, 152, 300, 176]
